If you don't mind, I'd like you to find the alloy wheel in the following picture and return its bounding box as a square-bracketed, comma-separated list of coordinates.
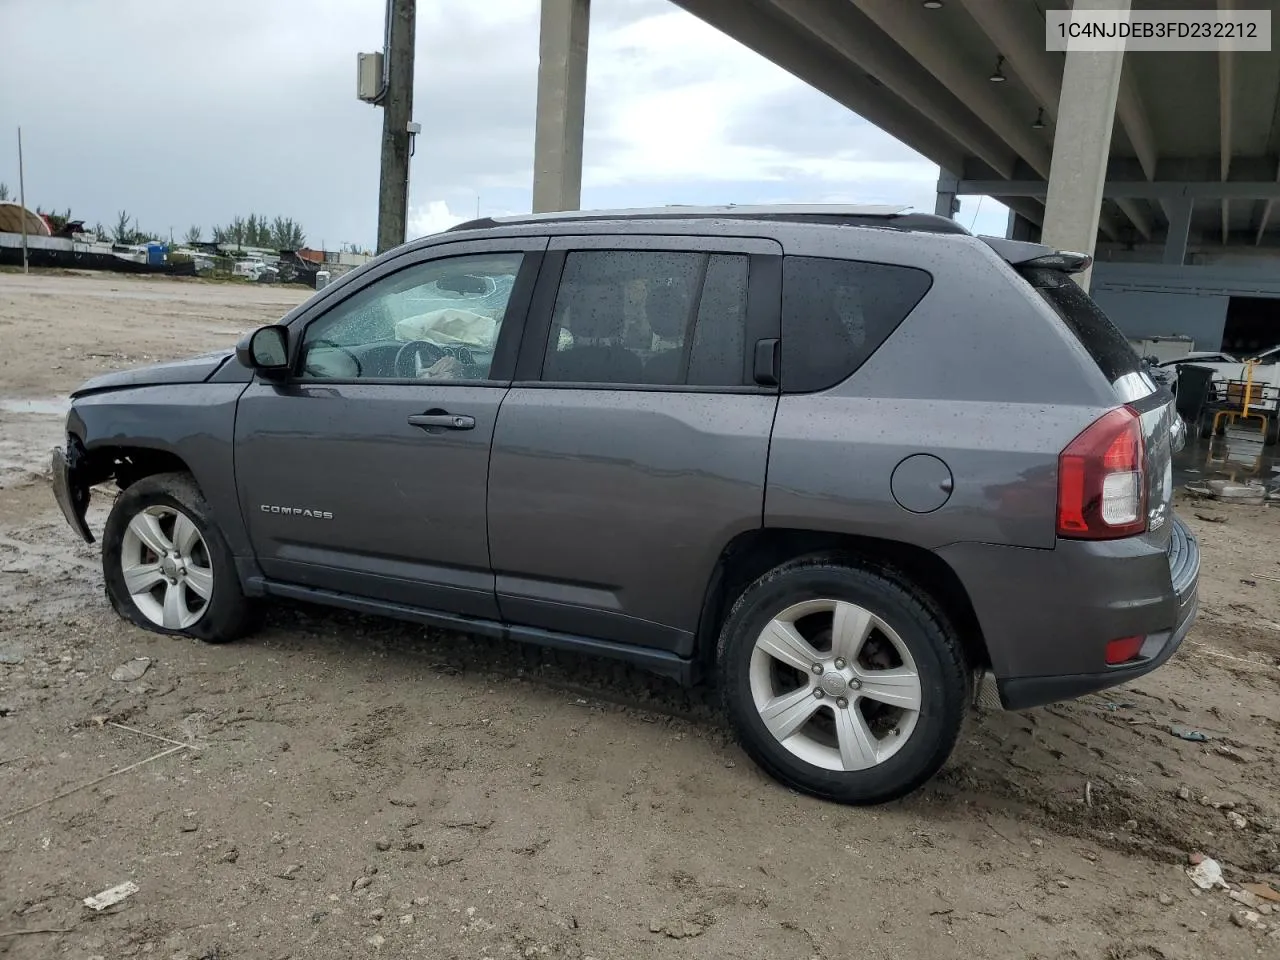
[748, 598, 922, 772]
[119, 506, 213, 630]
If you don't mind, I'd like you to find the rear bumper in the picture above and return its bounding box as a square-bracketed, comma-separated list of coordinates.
[51, 442, 95, 544]
[997, 588, 1197, 710]
[938, 516, 1200, 711]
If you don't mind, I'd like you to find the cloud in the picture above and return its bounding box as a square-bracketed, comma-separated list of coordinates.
[0, 0, 1007, 247]
[408, 200, 469, 239]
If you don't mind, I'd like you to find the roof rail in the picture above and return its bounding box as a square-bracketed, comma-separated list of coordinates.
[446, 204, 972, 236]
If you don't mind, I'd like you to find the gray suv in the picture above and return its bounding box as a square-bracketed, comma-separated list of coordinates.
[52, 205, 1200, 804]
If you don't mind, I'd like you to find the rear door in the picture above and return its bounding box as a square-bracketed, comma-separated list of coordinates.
[486, 234, 782, 655]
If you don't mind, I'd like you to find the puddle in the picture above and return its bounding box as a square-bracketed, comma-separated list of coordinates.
[0, 398, 69, 417]
[1174, 437, 1280, 488]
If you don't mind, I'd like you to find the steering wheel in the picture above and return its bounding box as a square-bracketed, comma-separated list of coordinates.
[303, 338, 362, 378]
[394, 339, 446, 378]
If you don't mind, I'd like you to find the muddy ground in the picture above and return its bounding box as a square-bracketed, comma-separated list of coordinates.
[2, 270, 1279, 960]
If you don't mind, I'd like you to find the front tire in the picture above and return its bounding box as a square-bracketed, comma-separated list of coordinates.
[102, 472, 252, 643]
[718, 557, 969, 805]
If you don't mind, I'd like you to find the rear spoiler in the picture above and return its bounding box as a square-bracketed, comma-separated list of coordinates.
[980, 236, 1093, 274]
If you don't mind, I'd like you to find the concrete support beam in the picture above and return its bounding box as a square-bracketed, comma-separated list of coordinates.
[1255, 159, 1280, 244]
[956, 180, 1280, 200]
[1115, 198, 1152, 240]
[1218, 0, 1235, 244]
[1117, 72, 1158, 181]
[1005, 210, 1040, 242]
[959, 0, 1146, 240]
[1040, 0, 1130, 291]
[997, 197, 1048, 229]
[1163, 199, 1193, 265]
[958, 0, 1062, 117]
[935, 171, 960, 219]
[1256, 200, 1275, 245]
[772, 0, 1016, 177]
[850, 0, 1051, 176]
[532, 0, 590, 214]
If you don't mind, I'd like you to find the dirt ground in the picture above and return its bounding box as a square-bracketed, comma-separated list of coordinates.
[2, 270, 1280, 960]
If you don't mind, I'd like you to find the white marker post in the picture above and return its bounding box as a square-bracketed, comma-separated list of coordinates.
[17, 126, 28, 274]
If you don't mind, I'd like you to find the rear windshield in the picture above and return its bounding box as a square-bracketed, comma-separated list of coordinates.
[1022, 266, 1143, 385]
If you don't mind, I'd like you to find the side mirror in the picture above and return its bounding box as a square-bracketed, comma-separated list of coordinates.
[236, 325, 290, 376]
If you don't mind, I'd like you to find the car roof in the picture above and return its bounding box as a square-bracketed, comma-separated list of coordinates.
[446, 204, 973, 237]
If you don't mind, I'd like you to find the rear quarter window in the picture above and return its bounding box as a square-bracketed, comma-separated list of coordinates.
[1023, 267, 1143, 386]
[781, 256, 932, 393]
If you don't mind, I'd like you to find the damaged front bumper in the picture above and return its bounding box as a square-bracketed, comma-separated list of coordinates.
[51, 439, 95, 544]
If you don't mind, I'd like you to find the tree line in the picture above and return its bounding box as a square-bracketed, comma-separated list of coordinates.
[204, 214, 306, 250]
[0, 186, 308, 251]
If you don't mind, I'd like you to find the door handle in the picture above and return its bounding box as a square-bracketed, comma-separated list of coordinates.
[753, 338, 780, 387]
[407, 412, 475, 430]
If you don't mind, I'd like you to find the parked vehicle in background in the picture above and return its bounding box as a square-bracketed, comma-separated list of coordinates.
[51, 205, 1200, 804]
[1129, 335, 1194, 365]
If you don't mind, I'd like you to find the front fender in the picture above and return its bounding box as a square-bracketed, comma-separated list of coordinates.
[64, 382, 253, 556]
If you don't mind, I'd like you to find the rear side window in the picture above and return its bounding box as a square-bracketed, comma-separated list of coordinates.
[781, 256, 932, 392]
[1024, 267, 1143, 385]
[542, 250, 750, 387]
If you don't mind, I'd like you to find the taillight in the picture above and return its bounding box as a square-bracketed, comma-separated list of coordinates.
[1057, 406, 1146, 539]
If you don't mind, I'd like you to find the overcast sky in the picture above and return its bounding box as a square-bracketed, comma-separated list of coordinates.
[0, 0, 1007, 249]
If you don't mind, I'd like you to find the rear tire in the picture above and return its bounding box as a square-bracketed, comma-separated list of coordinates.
[102, 472, 253, 643]
[717, 557, 969, 805]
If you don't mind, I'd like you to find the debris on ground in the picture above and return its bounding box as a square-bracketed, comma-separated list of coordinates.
[0, 643, 25, 665]
[110, 657, 151, 682]
[1230, 889, 1274, 913]
[1215, 745, 1247, 762]
[1226, 811, 1249, 830]
[648, 918, 705, 939]
[1176, 785, 1193, 801]
[1187, 856, 1228, 890]
[83, 880, 139, 911]
[1242, 883, 1280, 904]
[1169, 726, 1210, 742]
[1232, 909, 1268, 931]
[1194, 513, 1227, 523]
[1186, 479, 1268, 503]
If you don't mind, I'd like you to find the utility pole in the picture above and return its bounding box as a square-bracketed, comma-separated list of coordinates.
[376, 0, 415, 255]
[17, 127, 28, 273]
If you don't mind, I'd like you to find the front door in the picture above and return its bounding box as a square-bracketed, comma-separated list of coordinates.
[235, 238, 545, 617]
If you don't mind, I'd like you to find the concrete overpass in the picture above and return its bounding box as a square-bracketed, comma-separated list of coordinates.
[531, 0, 1280, 345]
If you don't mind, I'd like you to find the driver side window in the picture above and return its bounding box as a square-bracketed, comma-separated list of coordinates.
[299, 252, 524, 381]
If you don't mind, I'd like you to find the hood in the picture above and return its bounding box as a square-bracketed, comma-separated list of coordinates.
[71, 349, 235, 397]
